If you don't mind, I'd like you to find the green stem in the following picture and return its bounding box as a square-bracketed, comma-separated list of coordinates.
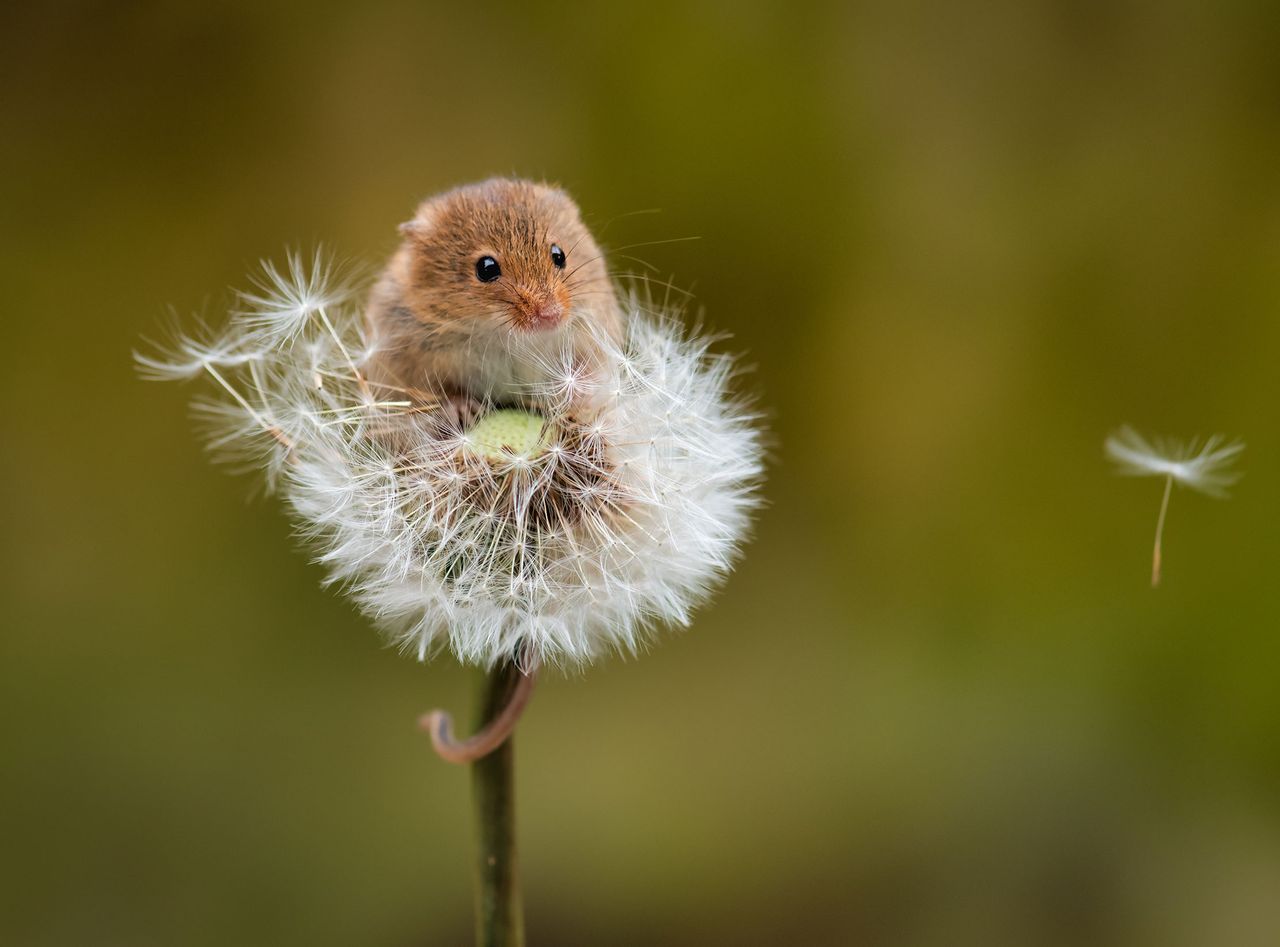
[472, 663, 524, 947]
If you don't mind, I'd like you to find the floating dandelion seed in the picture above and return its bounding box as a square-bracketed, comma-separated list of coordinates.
[138, 254, 764, 669]
[1105, 425, 1244, 587]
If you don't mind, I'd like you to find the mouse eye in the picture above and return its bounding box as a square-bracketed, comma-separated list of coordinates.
[475, 256, 501, 283]
[550, 244, 566, 269]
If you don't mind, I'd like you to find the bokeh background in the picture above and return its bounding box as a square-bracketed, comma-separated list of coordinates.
[4, 1, 1280, 944]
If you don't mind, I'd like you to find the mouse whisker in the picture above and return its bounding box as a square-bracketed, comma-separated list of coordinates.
[617, 272, 698, 302]
[562, 253, 605, 282]
[606, 235, 702, 253]
[609, 253, 661, 274]
[592, 207, 663, 240]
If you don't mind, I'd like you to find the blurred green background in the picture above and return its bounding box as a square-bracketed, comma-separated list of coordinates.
[4, 1, 1280, 944]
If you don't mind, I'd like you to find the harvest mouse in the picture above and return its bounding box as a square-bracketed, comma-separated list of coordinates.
[364, 178, 623, 429]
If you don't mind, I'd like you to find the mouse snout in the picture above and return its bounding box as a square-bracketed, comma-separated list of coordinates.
[512, 287, 566, 331]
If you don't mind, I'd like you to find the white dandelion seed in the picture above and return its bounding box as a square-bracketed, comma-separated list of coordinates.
[1105, 425, 1244, 587]
[234, 248, 353, 344]
[138, 254, 764, 669]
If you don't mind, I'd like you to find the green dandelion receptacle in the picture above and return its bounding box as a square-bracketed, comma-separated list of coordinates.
[465, 410, 550, 463]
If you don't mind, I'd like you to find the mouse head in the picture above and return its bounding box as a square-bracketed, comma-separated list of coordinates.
[398, 178, 613, 334]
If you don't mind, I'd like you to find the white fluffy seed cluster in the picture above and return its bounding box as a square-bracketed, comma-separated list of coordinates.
[139, 252, 763, 668]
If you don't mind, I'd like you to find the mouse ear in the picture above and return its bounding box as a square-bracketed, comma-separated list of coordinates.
[399, 216, 438, 242]
[399, 198, 442, 240]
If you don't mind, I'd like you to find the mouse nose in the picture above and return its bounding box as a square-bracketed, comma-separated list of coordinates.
[514, 290, 565, 330]
[530, 299, 564, 326]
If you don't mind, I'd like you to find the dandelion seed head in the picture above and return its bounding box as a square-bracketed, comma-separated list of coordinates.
[138, 255, 764, 669]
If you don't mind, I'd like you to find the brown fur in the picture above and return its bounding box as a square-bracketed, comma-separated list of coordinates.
[364, 179, 622, 416]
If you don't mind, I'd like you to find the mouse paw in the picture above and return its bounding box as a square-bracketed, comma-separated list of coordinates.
[436, 393, 483, 435]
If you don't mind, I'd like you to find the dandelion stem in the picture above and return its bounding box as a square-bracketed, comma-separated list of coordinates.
[471, 663, 525, 947]
[1152, 473, 1173, 588]
[420, 665, 536, 764]
[419, 663, 534, 943]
